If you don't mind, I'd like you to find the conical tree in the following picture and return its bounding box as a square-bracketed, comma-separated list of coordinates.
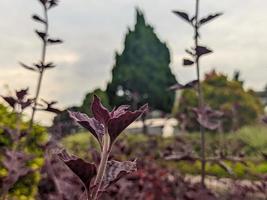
[107, 9, 177, 113]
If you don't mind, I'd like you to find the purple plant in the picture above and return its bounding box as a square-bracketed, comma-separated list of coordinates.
[57, 95, 148, 200]
[19, 0, 62, 129]
[0, 1, 62, 197]
[171, 0, 223, 186]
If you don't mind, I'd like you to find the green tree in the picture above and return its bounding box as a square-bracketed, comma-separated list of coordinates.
[176, 70, 264, 132]
[107, 9, 177, 112]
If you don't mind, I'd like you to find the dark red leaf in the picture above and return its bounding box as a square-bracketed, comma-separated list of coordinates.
[35, 30, 47, 41]
[110, 105, 130, 118]
[193, 106, 223, 130]
[173, 10, 192, 24]
[68, 111, 104, 145]
[19, 62, 37, 71]
[21, 99, 33, 110]
[38, 0, 47, 5]
[32, 14, 46, 24]
[196, 46, 213, 57]
[199, 13, 223, 25]
[183, 59, 194, 66]
[44, 62, 56, 69]
[103, 160, 137, 188]
[41, 99, 61, 114]
[47, 38, 63, 44]
[58, 150, 97, 189]
[34, 62, 56, 70]
[16, 88, 28, 101]
[1, 96, 17, 108]
[108, 104, 148, 147]
[91, 95, 110, 125]
[48, 0, 59, 9]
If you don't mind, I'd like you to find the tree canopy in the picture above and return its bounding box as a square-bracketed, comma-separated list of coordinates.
[175, 70, 264, 132]
[107, 9, 177, 113]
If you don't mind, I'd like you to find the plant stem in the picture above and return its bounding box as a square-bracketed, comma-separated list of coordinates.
[194, 0, 206, 187]
[29, 5, 49, 129]
[92, 133, 110, 200]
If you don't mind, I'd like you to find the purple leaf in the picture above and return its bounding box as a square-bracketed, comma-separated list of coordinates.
[48, 0, 59, 9]
[58, 150, 97, 190]
[199, 13, 223, 25]
[19, 62, 37, 71]
[196, 46, 213, 57]
[91, 95, 111, 125]
[38, 0, 48, 5]
[21, 99, 33, 110]
[32, 14, 46, 24]
[110, 105, 131, 118]
[108, 104, 148, 147]
[69, 95, 148, 150]
[43, 62, 56, 69]
[47, 38, 63, 44]
[2, 150, 32, 194]
[173, 10, 192, 24]
[68, 111, 104, 145]
[40, 99, 61, 114]
[1, 96, 16, 108]
[41, 149, 86, 200]
[103, 160, 137, 188]
[193, 106, 223, 130]
[262, 116, 267, 124]
[183, 59, 194, 66]
[16, 88, 28, 101]
[35, 30, 47, 41]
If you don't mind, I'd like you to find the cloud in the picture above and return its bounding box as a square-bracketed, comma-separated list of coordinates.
[0, 0, 267, 125]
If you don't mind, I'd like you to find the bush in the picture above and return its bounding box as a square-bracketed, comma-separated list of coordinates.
[0, 103, 48, 199]
[175, 70, 264, 132]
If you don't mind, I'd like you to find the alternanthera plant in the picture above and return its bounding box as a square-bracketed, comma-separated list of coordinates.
[19, 0, 62, 129]
[171, 0, 222, 187]
[58, 95, 148, 200]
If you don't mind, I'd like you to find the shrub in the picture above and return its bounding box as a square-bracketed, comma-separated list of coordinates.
[175, 70, 264, 132]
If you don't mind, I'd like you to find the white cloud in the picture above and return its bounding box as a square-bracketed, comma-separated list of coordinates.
[0, 0, 267, 125]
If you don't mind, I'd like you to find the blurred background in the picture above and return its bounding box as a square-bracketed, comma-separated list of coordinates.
[1, 0, 267, 125]
[1, 0, 267, 199]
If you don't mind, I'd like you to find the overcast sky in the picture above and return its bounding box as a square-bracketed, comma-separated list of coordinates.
[0, 0, 267, 124]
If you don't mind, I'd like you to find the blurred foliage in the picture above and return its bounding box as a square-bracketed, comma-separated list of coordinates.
[0, 103, 48, 199]
[175, 70, 264, 131]
[62, 125, 267, 180]
[106, 9, 177, 112]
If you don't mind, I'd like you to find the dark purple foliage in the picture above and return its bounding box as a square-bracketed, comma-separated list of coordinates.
[1, 150, 32, 194]
[195, 46, 213, 57]
[1, 88, 32, 110]
[69, 95, 148, 150]
[58, 150, 97, 190]
[193, 105, 223, 130]
[199, 13, 223, 25]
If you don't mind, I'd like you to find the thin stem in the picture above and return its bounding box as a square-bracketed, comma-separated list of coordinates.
[29, 5, 49, 129]
[92, 133, 110, 200]
[194, 0, 206, 187]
